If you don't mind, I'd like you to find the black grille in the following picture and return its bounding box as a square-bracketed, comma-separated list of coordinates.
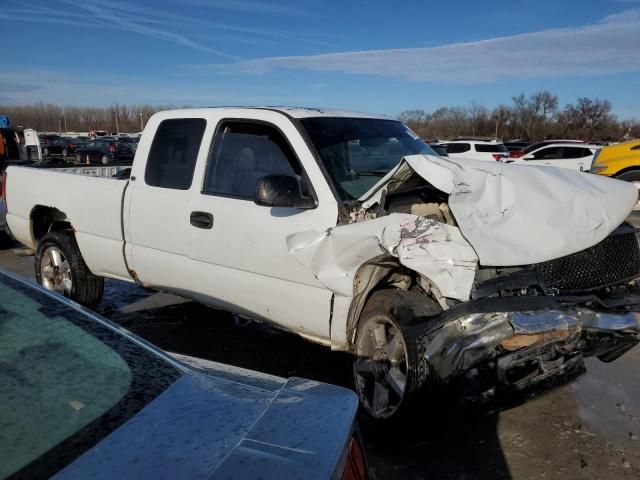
[535, 231, 640, 293]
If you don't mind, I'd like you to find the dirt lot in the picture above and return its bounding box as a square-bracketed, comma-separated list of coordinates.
[1, 244, 639, 479]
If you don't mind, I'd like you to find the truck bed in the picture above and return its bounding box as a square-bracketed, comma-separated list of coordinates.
[4, 166, 132, 280]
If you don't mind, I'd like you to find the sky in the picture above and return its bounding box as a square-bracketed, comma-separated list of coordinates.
[1, 0, 640, 118]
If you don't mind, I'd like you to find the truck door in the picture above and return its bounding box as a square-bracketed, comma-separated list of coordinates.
[124, 116, 208, 292]
[187, 117, 338, 341]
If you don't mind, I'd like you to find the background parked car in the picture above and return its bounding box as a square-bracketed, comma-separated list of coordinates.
[117, 135, 140, 152]
[509, 139, 585, 158]
[590, 139, 640, 182]
[74, 138, 135, 164]
[438, 140, 509, 161]
[38, 134, 83, 157]
[508, 143, 600, 172]
[0, 268, 367, 480]
[429, 143, 449, 156]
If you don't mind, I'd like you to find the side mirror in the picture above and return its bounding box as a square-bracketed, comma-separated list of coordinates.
[255, 175, 316, 209]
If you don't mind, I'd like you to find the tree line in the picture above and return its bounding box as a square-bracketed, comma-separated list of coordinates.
[1, 92, 639, 142]
[0, 103, 176, 133]
[399, 92, 640, 142]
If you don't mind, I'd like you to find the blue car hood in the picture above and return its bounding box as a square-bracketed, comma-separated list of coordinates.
[53, 365, 358, 479]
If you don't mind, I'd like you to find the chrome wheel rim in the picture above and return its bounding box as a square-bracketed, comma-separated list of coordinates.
[40, 246, 72, 296]
[354, 316, 408, 419]
[633, 181, 640, 210]
[101, 155, 108, 165]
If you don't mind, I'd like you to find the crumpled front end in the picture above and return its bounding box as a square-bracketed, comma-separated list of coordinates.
[407, 297, 640, 408]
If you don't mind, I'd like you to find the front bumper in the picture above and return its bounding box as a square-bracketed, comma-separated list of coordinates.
[410, 302, 640, 408]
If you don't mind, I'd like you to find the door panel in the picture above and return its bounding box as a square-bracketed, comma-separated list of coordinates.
[188, 118, 338, 340]
[124, 117, 208, 291]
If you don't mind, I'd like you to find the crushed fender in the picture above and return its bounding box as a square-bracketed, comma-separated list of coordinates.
[287, 213, 478, 301]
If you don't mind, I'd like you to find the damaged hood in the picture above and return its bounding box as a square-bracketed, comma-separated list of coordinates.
[359, 154, 637, 266]
[287, 155, 636, 302]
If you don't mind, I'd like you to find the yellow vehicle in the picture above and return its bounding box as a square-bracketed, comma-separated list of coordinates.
[590, 139, 640, 185]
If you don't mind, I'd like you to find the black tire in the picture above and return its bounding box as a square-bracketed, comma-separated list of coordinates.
[353, 289, 441, 428]
[35, 231, 104, 308]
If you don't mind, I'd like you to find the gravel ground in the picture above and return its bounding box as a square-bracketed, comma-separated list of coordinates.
[1, 244, 639, 479]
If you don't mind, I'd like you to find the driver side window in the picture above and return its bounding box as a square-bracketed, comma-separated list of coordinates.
[203, 121, 299, 199]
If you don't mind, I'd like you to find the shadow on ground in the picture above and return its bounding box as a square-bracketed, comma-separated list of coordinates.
[105, 296, 512, 480]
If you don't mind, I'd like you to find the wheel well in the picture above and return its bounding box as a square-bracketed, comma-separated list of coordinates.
[30, 205, 72, 242]
[345, 258, 439, 351]
[614, 166, 640, 178]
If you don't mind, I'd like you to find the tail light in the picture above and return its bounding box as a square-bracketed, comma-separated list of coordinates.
[492, 154, 503, 161]
[510, 151, 525, 158]
[69, 143, 77, 148]
[108, 144, 116, 153]
[341, 435, 368, 480]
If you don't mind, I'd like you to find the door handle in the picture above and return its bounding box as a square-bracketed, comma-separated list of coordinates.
[190, 211, 214, 229]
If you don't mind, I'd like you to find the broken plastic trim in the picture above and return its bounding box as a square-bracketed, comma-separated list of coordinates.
[414, 308, 640, 398]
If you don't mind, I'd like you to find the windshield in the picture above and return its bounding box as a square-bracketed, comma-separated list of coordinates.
[300, 117, 436, 201]
[0, 273, 181, 479]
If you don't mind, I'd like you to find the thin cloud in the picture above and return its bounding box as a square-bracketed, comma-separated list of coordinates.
[3, 0, 333, 55]
[0, 67, 322, 106]
[210, 9, 640, 83]
[183, 0, 314, 17]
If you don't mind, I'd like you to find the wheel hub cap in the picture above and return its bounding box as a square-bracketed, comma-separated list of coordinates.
[354, 317, 409, 419]
[40, 246, 72, 296]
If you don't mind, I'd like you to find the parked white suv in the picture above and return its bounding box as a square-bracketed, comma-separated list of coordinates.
[439, 140, 509, 161]
[508, 143, 600, 172]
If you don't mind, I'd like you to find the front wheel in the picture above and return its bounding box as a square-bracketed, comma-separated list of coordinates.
[353, 290, 441, 424]
[35, 231, 104, 308]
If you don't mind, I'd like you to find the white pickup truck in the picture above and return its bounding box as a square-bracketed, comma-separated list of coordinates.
[4, 107, 640, 422]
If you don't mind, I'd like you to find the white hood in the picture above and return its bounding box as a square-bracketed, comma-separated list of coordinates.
[360, 154, 637, 266]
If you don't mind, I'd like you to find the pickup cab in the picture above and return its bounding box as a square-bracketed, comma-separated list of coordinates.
[4, 107, 640, 422]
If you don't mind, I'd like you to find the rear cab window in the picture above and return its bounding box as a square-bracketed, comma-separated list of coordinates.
[145, 118, 207, 190]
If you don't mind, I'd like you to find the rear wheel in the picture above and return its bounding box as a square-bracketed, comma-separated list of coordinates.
[101, 155, 109, 165]
[35, 231, 104, 308]
[62, 148, 68, 157]
[76, 153, 81, 163]
[43, 147, 49, 156]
